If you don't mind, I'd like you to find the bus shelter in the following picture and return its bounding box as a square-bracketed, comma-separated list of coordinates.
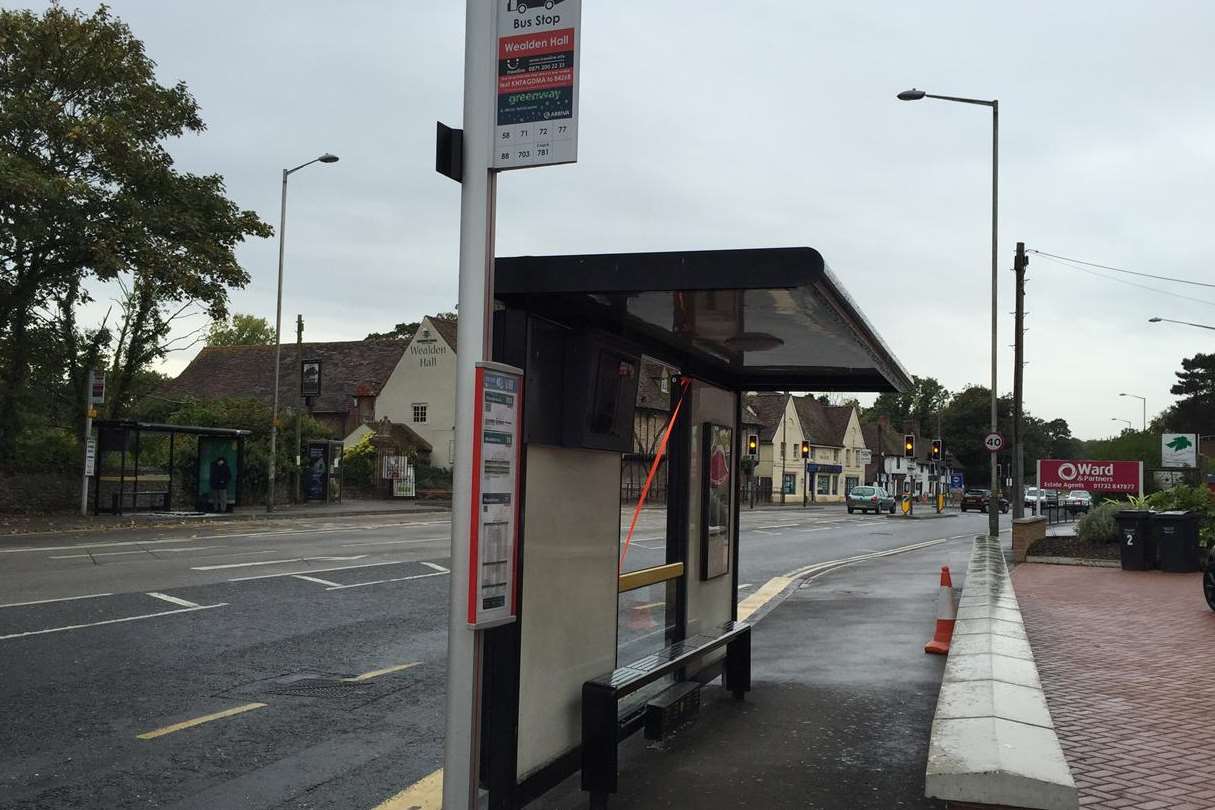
[468, 247, 911, 808]
[91, 420, 250, 515]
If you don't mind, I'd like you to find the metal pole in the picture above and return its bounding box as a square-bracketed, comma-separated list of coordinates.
[1012, 241, 1026, 520]
[988, 100, 1000, 540]
[294, 314, 304, 504]
[444, 1, 496, 806]
[79, 375, 91, 516]
[267, 168, 288, 513]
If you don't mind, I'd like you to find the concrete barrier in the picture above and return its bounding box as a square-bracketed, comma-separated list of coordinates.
[925, 536, 1078, 810]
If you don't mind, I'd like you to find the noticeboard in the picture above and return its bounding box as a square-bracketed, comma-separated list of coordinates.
[1162, 433, 1197, 468]
[492, 0, 580, 170]
[468, 361, 524, 628]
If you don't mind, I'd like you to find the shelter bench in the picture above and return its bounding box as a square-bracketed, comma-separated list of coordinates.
[581, 619, 751, 807]
[110, 490, 170, 513]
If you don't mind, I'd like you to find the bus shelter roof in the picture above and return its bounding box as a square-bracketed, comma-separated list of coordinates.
[494, 247, 913, 393]
[93, 420, 252, 438]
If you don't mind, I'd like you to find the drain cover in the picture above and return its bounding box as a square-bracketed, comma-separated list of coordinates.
[265, 675, 371, 698]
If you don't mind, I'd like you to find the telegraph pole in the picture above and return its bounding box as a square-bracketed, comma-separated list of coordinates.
[294, 314, 304, 504]
[1012, 242, 1027, 519]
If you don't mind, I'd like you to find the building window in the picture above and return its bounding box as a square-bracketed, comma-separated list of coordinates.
[782, 473, 797, 494]
[896, 457, 902, 469]
[780, 441, 786, 459]
[817, 474, 831, 496]
[412, 403, 428, 423]
[831, 475, 839, 495]
[833, 448, 840, 462]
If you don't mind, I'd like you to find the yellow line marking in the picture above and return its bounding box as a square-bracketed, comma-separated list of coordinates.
[136, 702, 267, 740]
[373, 768, 443, 809]
[737, 576, 792, 621]
[342, 662, 421, 682]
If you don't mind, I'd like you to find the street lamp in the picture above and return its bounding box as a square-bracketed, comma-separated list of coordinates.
[1111, 417, 1132, 432]
[1118, 393, 1146, 431]
[1148, 316, 1215, 331]
[267, 153, 339, 513]
[898, 87, 1000, 539]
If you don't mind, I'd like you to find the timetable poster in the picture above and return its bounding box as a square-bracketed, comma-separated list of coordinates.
[468, 363, 524, 627]
[493, 0, 580, 169]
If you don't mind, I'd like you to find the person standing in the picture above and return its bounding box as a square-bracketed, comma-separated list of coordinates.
[209, 456, 231, 513]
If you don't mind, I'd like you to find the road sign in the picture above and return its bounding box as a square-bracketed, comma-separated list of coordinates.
[983, 432, 1005, 453]
[949, 472, 964, 489]
[493, 0, 581, 170]
[84, 437, 96, 477]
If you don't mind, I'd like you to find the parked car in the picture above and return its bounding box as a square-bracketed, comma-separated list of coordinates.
[1024, 487, 1045, 510]
[960, 488, 1009, 513]
[1042, 489, 1060, 507]
[847, 485, 896, 514]
[1063, 490, 1092, 513]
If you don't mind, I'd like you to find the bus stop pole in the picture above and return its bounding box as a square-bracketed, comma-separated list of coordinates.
[444, 2, 497, 807]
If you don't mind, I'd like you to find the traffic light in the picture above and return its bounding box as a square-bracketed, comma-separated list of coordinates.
[904, 434, 915, 458]
[747, 435, 758, 455]
[930, 439, 942, 461]
[800, 441, 810, 460]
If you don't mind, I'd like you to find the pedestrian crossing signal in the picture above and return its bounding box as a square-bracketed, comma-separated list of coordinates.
[904, 435, 915, 458]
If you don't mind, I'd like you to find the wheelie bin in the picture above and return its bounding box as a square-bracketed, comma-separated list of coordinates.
[1116, 510, 1155, 571]
[1152, 510, 1201, 573]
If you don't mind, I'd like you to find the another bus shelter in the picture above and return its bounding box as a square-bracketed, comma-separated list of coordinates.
[468, 246, 912, 808]
[91, 420, 250, 515]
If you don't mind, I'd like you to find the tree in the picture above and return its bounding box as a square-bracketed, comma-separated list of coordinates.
[366, 321, 420, 342]
[208, 314, 275, 347]
[1166, 352, 1215, 433]
[0, 5, 270, 458]
[863, 375, 951, 431]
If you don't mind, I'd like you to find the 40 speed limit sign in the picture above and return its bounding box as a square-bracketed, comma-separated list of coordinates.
[983, 432, 1006, 453]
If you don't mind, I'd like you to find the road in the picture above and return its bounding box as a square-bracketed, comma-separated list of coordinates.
[0, 506, 1005, 809]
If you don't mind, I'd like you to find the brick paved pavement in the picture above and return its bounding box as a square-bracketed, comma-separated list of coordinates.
[1014, 564, 1215, 810]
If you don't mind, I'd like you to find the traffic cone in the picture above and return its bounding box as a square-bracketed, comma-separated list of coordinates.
[924, 566, 957, 655]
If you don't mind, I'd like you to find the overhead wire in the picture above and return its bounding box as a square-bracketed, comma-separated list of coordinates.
[1028, 249, 1215, 289]
[1031, 253, 1215, 308]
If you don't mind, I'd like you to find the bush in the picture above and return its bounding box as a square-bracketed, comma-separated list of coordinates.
[416, 463, 452, 492]
[1076, 501, 1120, 544]
[342, 435, 378, 491]
[1147, 484, 1215, 548]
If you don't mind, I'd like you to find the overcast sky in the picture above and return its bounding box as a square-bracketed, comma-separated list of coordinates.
[34, 1, 1215, 440]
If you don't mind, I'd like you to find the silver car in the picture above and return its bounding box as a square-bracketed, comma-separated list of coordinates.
[847, 485, 896, 514]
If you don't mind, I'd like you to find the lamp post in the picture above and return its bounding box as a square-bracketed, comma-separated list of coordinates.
[898, 87, 1000, 539]
[267, 153, 339, 513]
[1111, 417, 1133, 432]
[1148, 316, 1215, 331]
[1118, 393, 1146, 431]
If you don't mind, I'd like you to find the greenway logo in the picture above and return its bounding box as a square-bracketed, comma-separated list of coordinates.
[1056, 462, 1115, 481]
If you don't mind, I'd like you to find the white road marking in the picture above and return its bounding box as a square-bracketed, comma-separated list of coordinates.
[0, 592, 113, 609]
[50, 546, 222, 559]
[737, 583, 753, 590]
[754, 523, 800, 530]
[227, 559, 416, 582]
[325, 570, 449, 591]
[292, 574, 344, 588]
[0, 603, 227, 641]
[0, 519, 453, 555]
[191, 554, 366, 571]
[420, 562, 449, 573]
[145, 592, 201, 608]
[339, 537, 447, 548]
[754, 530, 782, 536]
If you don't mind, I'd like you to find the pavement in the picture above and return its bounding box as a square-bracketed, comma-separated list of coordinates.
[531, 535, 985, 810]
[1014, 563, 1215, 810]
[0, 505, 1004, 809]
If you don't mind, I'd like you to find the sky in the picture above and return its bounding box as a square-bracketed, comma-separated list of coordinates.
[29, 1, 1215, 441]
